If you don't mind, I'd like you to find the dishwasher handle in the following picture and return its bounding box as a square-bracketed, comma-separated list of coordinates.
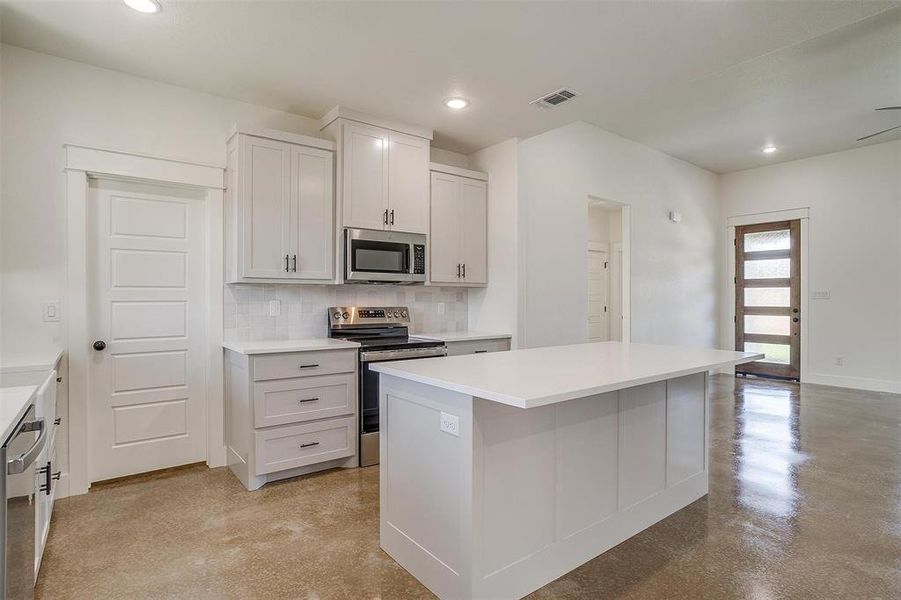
[7, 417, 47, 475]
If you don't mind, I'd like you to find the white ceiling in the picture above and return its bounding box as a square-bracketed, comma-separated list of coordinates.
[1, 1, 899, 173]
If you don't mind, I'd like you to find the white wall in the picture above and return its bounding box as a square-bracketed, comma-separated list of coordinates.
[587, 206, 611, 244]
[720, 140, 901, 393]
[467, 139, 520, 346]
[0, 45, 323, 357]
[430, 147, 469, 169]
[518, 121, 720, 349]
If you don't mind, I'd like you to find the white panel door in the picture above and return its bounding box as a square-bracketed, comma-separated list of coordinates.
[429, 172, 462, 284]
[588, 249, 609, 341]
[388, 132, 430, 234]
[610, 246, 623, 341]
[342, 121, 389, 230]
[241, 135, 292, 278]
[459, 178, 488, 284]
[290, 145, 334, 280]
[89, 179, 206, 482]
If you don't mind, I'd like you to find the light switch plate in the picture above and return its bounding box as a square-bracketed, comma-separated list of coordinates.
[269, 300, 281, 316]
[811, 290, 831, 300]
[43, 302, 60, 322]
[439, 412, 460, 437]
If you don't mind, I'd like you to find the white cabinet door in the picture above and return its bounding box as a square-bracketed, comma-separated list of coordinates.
[429, 172, 461, 283]
[342, 121, 389, 230]
[459, 178, 488, 284]
[290, 145, 334, 280]
[388, 132, 430, 234]
[242, 135, 292, 278]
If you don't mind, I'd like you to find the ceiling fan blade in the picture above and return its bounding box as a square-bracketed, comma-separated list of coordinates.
[857, 124, 901, 142]
[875, 106, 901, 111]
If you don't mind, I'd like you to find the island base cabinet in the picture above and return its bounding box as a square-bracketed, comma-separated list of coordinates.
[379, 372, 707, 600]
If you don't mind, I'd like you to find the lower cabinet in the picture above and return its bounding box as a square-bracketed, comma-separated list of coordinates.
[445, 337, 511, 356]
[225, 348, 358, 491]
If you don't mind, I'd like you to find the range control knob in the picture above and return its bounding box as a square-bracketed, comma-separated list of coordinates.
[401, 310, 408, 318]
[342, 312, 349, 319]
[332, 312, 342, 320]
[393, 311, 400, 318]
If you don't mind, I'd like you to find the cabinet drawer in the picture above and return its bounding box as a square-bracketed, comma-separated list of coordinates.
[254, 373, 354, 427]
[252, 350, 356, 381]
[254, 416, 354, 475]
[445, 338, 511, 357]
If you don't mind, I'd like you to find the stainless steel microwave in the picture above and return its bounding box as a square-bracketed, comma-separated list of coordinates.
[344, 228, 426, 284]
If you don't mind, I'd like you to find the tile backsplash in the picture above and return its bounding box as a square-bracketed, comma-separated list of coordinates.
[224, 284, 468, 341]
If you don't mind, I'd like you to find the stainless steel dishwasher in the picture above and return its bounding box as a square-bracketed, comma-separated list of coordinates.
[1, 405, 47, 600]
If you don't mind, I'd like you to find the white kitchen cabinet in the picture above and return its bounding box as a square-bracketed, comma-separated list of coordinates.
[224, 344, 359, 491]
[321, 108, 432, 237]
[225, 128, 335, 284]
[387, 132, 430, 234]
[429, 167, 488, 286]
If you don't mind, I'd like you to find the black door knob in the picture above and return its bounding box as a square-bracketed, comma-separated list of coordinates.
[93, 340, 106, 351]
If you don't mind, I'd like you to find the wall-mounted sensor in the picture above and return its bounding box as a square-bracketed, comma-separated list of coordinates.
[669, 211, 682, 223]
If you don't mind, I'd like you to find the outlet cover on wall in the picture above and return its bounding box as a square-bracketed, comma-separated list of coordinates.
[439, 412, 460, 437]
[437, 302, 446, 315]
[268, 300, 281, 317]
[42, 302, 60, 322]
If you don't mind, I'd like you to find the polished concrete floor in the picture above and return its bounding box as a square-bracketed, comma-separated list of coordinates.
[37, 375, 900, 599]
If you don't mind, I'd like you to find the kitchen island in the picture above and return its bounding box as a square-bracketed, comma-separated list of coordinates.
[372, 342, 761, 600]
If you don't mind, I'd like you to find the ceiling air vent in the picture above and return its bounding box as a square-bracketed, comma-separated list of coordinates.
[530, 88, 579, 109]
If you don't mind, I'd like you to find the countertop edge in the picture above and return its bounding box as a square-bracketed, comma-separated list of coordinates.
[415, 332, 513, 343]
[222, 340, 361, 355]
[0, 349, 64, 374]
[0, 385, 38, 444]
[372, 354, 764, 409]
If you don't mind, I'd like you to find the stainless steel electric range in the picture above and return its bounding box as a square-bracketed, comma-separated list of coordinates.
[328, 306, 446, 467]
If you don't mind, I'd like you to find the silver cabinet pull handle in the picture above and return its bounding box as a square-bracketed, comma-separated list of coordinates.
[462, 263, 466, 278]
[291, 254, 297, 272]
[383, 209, 389, 225]
[284, 254, 290, 272]
[298, 397, 319, 403]
[298, 363, 319, 369]
[390, 209, 395, 225]
[457, 264, 461, 278]
[300, 442, 320, 449]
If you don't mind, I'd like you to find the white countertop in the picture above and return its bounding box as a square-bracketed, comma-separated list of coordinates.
[415, 331, 512, 343]
[0, 385, 37, 444]
[0, 349, 63, 375]
[222, 339, 361, 355]
[372, 341, 763, 409]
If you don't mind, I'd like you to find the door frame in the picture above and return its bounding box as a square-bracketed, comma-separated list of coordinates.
[587, 196, 631, 342]
[587, 241, 610, 341]
[65, 144, 225, 496]
[724, 207, 809, 382]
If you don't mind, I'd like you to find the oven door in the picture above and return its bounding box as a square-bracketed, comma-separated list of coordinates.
[358, 346, 447, 466]
[344, 229, 425, 283]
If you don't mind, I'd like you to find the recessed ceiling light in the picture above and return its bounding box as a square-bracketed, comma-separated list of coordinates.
[761, 145, 778, 154]
[124, 0, 161, 14]
[444, 98, 469, 110]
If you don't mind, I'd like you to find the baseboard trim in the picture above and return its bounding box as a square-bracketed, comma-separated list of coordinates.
[804, 373, 901, 394]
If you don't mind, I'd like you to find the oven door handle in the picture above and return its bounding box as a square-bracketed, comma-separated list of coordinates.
[7, 417, 47, 475]
[360, 347, 447, 362]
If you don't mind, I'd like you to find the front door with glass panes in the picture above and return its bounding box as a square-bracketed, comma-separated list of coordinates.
[734, 220, 800, 379]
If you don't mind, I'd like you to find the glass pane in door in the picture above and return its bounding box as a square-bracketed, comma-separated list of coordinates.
[744, 287, 790, 307]
[744, 342, 791, 364]
[744, 315, 790, 336]
[745, 259, 790, 279]
[744, 229, 790, 252]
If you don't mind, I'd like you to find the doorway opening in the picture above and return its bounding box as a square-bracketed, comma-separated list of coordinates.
[734, 219, 801, 380]
[587, 199, 627, 342]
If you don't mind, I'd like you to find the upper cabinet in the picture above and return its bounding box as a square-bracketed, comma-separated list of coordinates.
[225, 129, 335, 284]
[322, 108, 431, 236]
[429, 166, 488, 286]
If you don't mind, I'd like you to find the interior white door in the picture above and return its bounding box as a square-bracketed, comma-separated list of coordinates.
[610, 245, 623, 341]
[241, 135, 292, 278]
[89, 179, 207, 482]
[588, 248, 609, 341]
[290, 145, 334, 280]
[388, 132, 430, 234]
[459, 178, 488, 284]
[429, 172, 462, 284]
[342, 121, 389, 231]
